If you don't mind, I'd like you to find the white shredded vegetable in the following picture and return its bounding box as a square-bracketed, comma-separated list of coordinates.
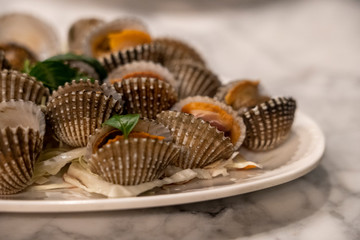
[32, 147, 87, 183]
[63, 162, 198, 198]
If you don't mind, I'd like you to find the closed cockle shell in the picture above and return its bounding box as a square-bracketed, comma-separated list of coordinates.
[242, 96, 297, 151]
[86, 119, 179, 185]
[99, 42, 164, 72]
[106, 60, 178, 89]
[153, 37, 206, 67]
[0, 100, 45, 195]
[172, 96, 246, 149]
[156, 111, 234, 169]
[0, 50, 11, 70]
[0, 69, 49, 104]
[114, 77, 178, 119]
[166, 60, 221, 99]
[46, 80, 123, 147]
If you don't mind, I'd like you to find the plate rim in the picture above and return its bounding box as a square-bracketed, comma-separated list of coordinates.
[0, 110, 325, 213]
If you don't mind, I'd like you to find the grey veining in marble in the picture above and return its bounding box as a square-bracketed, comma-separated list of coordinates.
[1, 0, 360, 239]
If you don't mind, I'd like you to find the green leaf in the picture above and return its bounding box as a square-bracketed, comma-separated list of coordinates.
[102, 114, 140, 139]
[46, 53, 107, 80]
[22, 59, 34, 74]
[29, 61, 78, 90]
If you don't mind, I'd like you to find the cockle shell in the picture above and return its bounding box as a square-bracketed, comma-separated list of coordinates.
[156, 111, 234, 169]
[86, 119, 179, 185]
[0, 69, 49, 104]
[0, 100, 45, 195]
[114, 77, 178, 119]
[0, 13, 60, 60]
[83, 17, 149, 58]
[99, 42, 164, 72]
[242, 96, 297, 151]
[172, 96, 246, 149]
[153, 37, 206, 67]
[46, 80, 123, 147]
[166, 60, 221, 99]
[106, 60, 178, 89]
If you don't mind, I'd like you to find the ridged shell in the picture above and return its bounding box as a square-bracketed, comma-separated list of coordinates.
[114, 77, 178, 119]
[153, 37, 206, 67]
[166, 60, 221, 99]
[0, 69, 49, 104]
[172, 96, 246, 149]
[99, 42, 164, 72]
[106, 60, 178, 89]
[83, 17, 149, 58]
[0, 50, 11, 70]
[0, 13, 60, 60]
[50, 79, 121, 102]
[156, 111, 234, 169]
[89, 138, 179, 185]
[46, 88, 123, 147]
[242, 97, 297, 151]
[68, 18, 105, 55]
[86, 119, 179, 185]
[0, 100, 45, 195]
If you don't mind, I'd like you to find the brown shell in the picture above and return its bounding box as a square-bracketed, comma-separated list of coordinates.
[0, 50, 11, 70]
[0, 69, 49, 104]
[0, 100, 45, 195]
[166, 60, 221, 99]
[153, 37, 206, 67]
[46, 89, 123, 147]
[68, 18, 105, 55]
[88, 138, 179, 185]
[99, 42, 164, 72]
[114, 77, 178, 119]
[242, 97, 297, 151]
[156, 111, 234, 169]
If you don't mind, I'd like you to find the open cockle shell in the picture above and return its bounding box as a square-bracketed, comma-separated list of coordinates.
[166, 60, 221, 99]
[99, 42, 164, 72]
[0, 100, 45, 195]
[114, 77, 178, 119]
[0, 50, 11, 70]
[86, 119, 179, 185]
[106, 60, 178, 89]
[153, 37, 206, 67]
[68, 18, 105, 55]
[0, 13, 60, 60]
[214, 79, 270, 114]
[83, 17, 149, 58]
[156, 111, 234, 169]
[242, 96, 297, 151]
[0, 69, 50, 104]
[46, 80, 123, 147]
[172, 96, 246, 149]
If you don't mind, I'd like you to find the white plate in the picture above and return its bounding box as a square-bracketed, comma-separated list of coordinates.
[0, 110, 325, 213]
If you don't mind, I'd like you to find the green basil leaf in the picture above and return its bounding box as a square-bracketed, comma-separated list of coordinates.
[29, 61, 78, 90]
[102, 114, 140, 139]
[46, 53, 107, 80]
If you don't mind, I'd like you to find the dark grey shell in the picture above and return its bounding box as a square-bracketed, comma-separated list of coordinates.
[166, 60, 221, 99]
[241, 97, 297, 151]
[114, 77, 178, 119]
[0, 69, 49, 104]
[156, 111, 234, 169]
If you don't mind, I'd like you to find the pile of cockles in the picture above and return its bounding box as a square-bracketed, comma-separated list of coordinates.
[0, 13, 296, 197]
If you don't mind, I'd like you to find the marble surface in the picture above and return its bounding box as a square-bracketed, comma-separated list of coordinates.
[0, 0, 359, 239]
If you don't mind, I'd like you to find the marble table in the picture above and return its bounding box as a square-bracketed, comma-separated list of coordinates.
[1, 0, 359, 239]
